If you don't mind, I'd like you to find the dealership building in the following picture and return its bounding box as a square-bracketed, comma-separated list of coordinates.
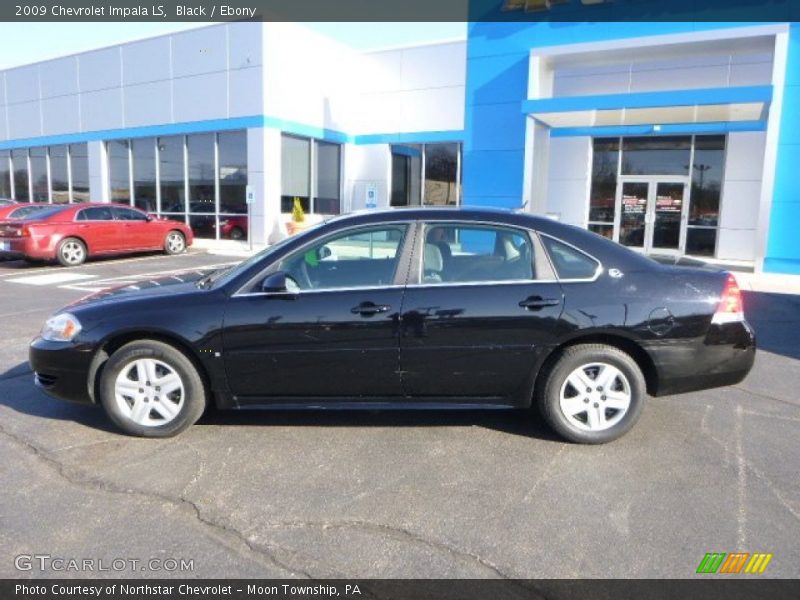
[0, 13, 798, 273]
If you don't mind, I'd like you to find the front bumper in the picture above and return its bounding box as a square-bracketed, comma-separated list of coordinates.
[29, 337, 96, 404]
[643, 320, 756, 396]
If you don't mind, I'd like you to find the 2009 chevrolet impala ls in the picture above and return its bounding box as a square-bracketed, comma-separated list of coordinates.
[29, 207, 755, 443]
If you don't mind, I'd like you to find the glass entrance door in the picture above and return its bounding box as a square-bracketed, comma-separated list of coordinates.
[616, 179, 687, 255]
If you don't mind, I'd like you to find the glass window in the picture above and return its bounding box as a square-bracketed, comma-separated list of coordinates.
[188, 133, 215, 214]
[541, 236, 600, 280]
[132, 137, 156, 211]
[423, 143, 459, 206]
[689, 135, 725, 227]
[0, 150, 11, 199]
[10, 204, 51, 219]
[314, 141, 341, 215]
[158, 136, 185, 213]
[30, 147, 48, 202]
[107, 140, 131, 204]
[50, 145, 69, 204]
[11, 149, 29, 202]
[685, 228, 716, 257]
[278, 226, 407, 291]
[112, 206, 148, 221]
[588, 224, 614, 240]
[77, 206, 113, 221]
[281, 135, 310, 213]
[219, 131, 247, 214]
[589, 138, 618, 223]
[390, 145, 422, 207]
[622, 136, 691, 176]
[70, 143, 90, 203]
[422, 224, 533, 284]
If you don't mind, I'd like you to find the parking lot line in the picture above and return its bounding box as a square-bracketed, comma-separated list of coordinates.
[0, 251, 205, 279]
[7, 273, 97, 286]
[59, 262, 237, 292]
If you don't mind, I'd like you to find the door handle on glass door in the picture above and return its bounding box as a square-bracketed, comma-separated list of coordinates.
[519, 296, 560, 310]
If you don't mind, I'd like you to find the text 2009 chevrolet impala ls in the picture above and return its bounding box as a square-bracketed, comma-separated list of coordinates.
[29, 208, 755, 443]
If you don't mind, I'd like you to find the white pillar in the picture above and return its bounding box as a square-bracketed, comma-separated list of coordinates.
[87, 140, 109, 202]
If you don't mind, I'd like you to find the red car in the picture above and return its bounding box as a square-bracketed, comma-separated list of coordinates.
[218, 215, 248, 240]
[0, 201, 52, 220]
[0, 203, 193, 266]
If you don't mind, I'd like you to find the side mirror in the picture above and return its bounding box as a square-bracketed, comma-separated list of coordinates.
[260, 271, 299, 295]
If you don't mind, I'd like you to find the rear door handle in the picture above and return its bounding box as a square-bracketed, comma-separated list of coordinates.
[519, 296, 561, 310]
[351, 302, 391, 316]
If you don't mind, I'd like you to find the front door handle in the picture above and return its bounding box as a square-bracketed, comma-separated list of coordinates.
[519, 296, 560, 311]
[351, 302, 391, 316]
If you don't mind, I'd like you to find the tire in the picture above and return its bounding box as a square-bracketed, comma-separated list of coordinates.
[538, 344, 645, 444]
[164, 230, 186, 255]
[56, 237, 87, 266]
[229, 226, 244, 241]
[99, 340, 207, 438]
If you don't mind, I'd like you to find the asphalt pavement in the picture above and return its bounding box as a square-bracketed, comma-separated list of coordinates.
[0, 250, 798, 578]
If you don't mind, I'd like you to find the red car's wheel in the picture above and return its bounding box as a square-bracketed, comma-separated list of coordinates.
[56, 237, 87, 266]
[164, 230, 186, 255]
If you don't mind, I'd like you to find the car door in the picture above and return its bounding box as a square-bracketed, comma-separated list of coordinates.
[74, 206, 117, 253]
[222, 224, 412, 402]
[399, 221, 565, 400]
[111, 206, 160, 250]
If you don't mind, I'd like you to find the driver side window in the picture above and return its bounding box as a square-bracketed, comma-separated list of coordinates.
[278, 226, 408, 291]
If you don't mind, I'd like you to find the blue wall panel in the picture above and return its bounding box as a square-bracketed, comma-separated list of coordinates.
[765, 23, 800, 274]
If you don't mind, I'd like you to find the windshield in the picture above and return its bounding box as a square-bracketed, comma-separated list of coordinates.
[198, 234, 298, 289]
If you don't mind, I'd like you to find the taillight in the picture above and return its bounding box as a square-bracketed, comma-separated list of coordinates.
[20, 224, 31, 237]
[712, 273, 744, 324]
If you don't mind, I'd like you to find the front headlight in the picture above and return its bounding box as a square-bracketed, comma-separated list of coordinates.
[40, 313, 82, 342]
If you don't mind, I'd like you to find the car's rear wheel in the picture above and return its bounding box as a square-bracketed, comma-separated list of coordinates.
[164, 230, 186, 255]
[56, 237, 87, 266]
[538, 344, 645, 444]
[229, 226, 244, 241]
[99, 340, 206, 437]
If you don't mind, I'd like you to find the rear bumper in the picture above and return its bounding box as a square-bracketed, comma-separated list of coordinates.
[643, 320, 756, 396]
[0, 237, 52, 259]
[29, 337, 96, 404]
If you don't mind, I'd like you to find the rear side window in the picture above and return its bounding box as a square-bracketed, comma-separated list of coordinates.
[541, 235, 600, 280]
[9, 205, 49, 219]
[77, 206, 114, 221]
[422, 224, 534, 284]
[112, 206, 148, 221]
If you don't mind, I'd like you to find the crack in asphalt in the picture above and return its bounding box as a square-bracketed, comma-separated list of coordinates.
[0, 423, 310, 578]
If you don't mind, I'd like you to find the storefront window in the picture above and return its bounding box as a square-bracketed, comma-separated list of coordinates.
[281, 135, 310, 213]
[424, 143, 459, 207]
[108, 140, 131, 204]
[29, 147, 48, 202]
[70, 143, 90, 202]
[0, 151, 11, 198]
[218, 131, 248, 241]
[158, 136, 185, 214]
[188, 133, 215, 214]
[588, 138, 619, 238]
[622, 136, 691, 176]
[390, 145, 422, 207]
[314, 141, 341, 214]
[11, 149, 29, 202]
[132, 138, 156, 212]
[50, 145, 69, 204]
[685, 135, 725, 257]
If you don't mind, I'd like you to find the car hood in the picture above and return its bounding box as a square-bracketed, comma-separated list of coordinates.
[65, 268, 215, 309]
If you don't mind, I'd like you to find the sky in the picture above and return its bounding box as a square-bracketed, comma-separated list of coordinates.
[0, 22, 467, 70]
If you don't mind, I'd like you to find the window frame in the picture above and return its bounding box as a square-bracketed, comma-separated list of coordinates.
[390, 142, 463, 208]
[280, 133, 344, 216]
[234, 222, 413, 297]
[538, 232, 603, 283]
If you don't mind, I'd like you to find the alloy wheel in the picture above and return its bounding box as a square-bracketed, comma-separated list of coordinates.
[558, 362, 632, 432]
[114, 358, 185, 426]
[167, 232, 185, 253]
[60, 241, 85, 265]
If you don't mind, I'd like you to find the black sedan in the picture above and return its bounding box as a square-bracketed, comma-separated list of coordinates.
[29, 208, 755, 443]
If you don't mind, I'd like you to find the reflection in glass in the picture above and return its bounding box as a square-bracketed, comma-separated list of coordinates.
[651, 182, 683, 250]
[108, 140, 131, 204]
[11, 149, 29, 202]
[689, 135, 725, 227]
[390, 145, 421, 207]
[70, 144, 90, 202]
[686, 227, 716, 257]
[50, 145, 69, 204]
[218, 215, 248, 241]
[219, 131, 247, 215]
[188, 133, 215, 215]
[622, 136, 691, 176]
[132, 138, 156, 211]
[29, 147, 48, 202]
[619, 182, 648, 248]
[588, 224, 614, 240]
[589, 138, 618, 223]
[159, 136, 185, 213]
[0, 150, 11, 198]
[189, 214, 217, 240]
[424, 143, 459, 206]
[281, 135, 310, 213]
[314, 141, 341, 214]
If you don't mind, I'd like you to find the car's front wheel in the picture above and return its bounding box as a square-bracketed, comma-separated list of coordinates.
[538, 344, 645, 444]
[164, 230, 186, 255]
[99, 340, 206, 437]
[56, 237, 87, 266]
